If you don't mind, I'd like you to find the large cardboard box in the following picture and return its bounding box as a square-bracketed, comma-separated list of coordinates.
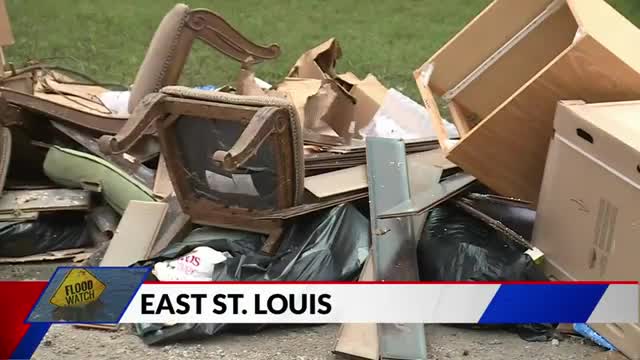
[532, 100, 640, 359]
[414, 0, 640, 203]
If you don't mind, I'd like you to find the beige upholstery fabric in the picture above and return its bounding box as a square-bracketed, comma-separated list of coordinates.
[128, 4, 190, 113]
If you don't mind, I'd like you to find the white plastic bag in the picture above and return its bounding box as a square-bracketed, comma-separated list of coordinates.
[98, 91, 131, 116]
[153, 246, 231, 281]
[359, 88, 459, 140]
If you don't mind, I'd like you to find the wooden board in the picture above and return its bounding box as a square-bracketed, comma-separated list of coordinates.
[73, 324, 120, 332]
[424, 0, 556, 93]
[0, 211, 38, 221]
[100, 201, 168, 266]
[454, 3, 577, 122]
[148, 195, 191, 257]
[333, 256, 377, 360]
[305, 150, 455, 198]
[0, 189, 90, 214]
[153, 155, 174, 199]
[0, 248, 92, 264]
[569, 0, 640, 74]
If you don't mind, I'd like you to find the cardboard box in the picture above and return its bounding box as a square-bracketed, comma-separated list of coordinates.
[0, 0, 13, 47]
[281, 39, 394, 141]
[532, 100, 640, 359]
[414, 0, 640, 203]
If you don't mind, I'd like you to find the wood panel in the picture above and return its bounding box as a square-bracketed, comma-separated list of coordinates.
[333, 256, 377, 359]
[425, 0, 556, 94]
[100, 201, 168, 266]
[0, 189, 90, 214]
[448, 36, 640, 203]
[153, 155, 174, 199]
[454, 4, 577, 122]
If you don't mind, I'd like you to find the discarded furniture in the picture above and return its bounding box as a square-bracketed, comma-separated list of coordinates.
[98, 87, 366, 250]
[50, 121, 156, 189]
[415, 0, 640, 203]
[0, 3, 280, 134]
[43, 146, 156, 214]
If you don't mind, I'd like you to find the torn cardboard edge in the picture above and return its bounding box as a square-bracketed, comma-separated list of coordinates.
[276, 77, 356, 139]
[288, 38, 341, 80]
[283, 38, 392, 142]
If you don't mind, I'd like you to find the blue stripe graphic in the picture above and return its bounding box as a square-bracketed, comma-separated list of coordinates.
[10, 323, 51, 359]
[479, 284, 608, 323]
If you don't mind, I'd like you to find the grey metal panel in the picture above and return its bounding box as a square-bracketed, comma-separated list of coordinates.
[377, 172, 476, 219]
[365, 137, 427, 360]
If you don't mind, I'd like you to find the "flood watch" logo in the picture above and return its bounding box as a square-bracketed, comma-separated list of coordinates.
[49, 268, 106, 307]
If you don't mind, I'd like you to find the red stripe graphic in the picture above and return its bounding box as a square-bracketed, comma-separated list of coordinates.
[0, 281, 48, 359]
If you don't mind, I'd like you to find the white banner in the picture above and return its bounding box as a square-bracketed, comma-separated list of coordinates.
[117, 283, 639, 324]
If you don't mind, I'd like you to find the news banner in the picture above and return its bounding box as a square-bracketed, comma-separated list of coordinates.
[2, 266, 638, 359]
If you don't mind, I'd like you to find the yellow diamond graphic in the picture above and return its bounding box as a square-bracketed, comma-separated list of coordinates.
[49, 269, 106, 307]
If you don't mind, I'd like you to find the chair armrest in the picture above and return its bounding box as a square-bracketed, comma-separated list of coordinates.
[212, 106, 287, 171]
[98, 93, 166, 154]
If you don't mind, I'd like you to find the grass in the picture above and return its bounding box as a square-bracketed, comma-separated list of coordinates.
[5, 0, 640, 101]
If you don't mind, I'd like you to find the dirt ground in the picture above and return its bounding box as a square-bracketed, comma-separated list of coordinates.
[2, 263, 605, 360]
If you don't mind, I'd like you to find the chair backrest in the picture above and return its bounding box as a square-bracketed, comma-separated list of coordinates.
[157, 86, 304, 212]
[128, 4, 281, 113]
[128, 4, 190, 113]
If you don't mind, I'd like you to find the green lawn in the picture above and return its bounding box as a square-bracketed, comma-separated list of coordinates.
[6, 0, 640, 100]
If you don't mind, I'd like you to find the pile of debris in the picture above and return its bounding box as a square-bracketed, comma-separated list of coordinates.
[0, 0, 639, 359]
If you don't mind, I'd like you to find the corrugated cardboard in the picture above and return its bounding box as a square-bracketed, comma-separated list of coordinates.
[351, 74, 388, 134]
[284, 39, 386, 141]
[305, 80, 354, 138]
[0, 0, 13, 47]
[277, 77, 323, 128]
[288, 38, 341, 79]
[305, 149, 454, 198]
[532, 100, 640, 360]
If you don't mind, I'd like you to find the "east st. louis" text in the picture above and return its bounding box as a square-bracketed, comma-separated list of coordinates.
[141, 293, 332, 316]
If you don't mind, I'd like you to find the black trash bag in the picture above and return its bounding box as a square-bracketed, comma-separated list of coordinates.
[418, 204, 545, 282]
[0, 213, 90, 257]
[134, 203, 370, 345]
[418, 204, 556, 341]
